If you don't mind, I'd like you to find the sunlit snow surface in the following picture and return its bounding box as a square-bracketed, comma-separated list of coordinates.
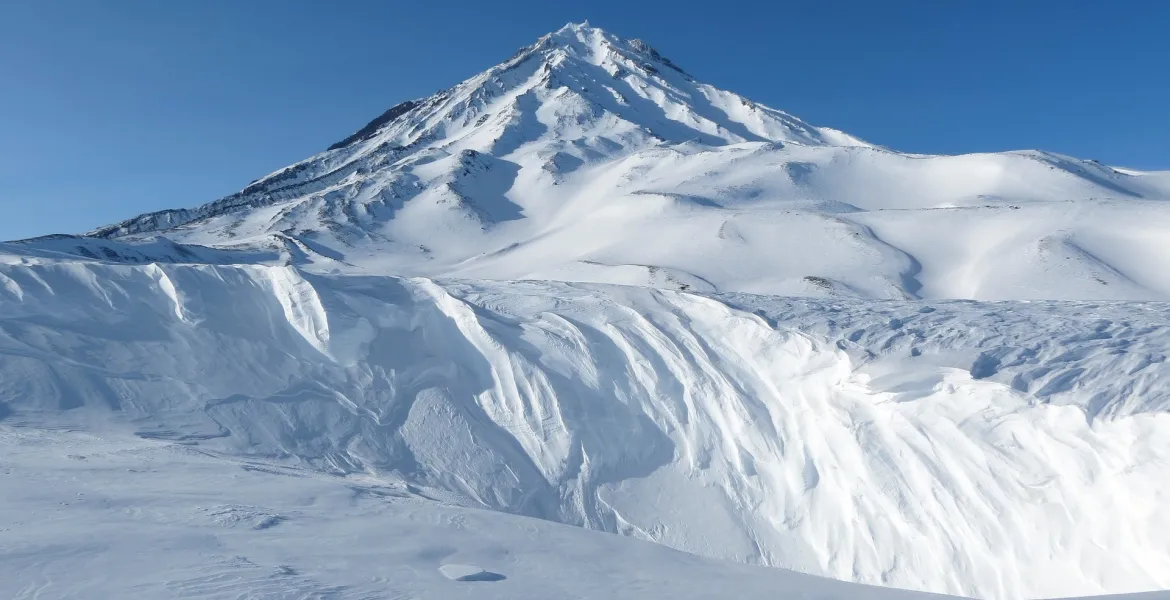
[4, 22, 1170, 600]
[2, 263, 1170, 599]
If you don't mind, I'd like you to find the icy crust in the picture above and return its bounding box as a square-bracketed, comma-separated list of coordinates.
[2, 261, 1169, 599]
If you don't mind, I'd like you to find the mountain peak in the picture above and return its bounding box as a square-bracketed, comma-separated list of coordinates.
[83, 23, 871, 241]
[527, 21, 688, 76]
[555, 20, 592, 33]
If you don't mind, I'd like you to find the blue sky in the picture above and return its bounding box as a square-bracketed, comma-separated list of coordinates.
[1, 0, 1167, 240]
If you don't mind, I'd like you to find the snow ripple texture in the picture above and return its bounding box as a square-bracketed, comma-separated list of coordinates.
[2, 261, 1168, 599]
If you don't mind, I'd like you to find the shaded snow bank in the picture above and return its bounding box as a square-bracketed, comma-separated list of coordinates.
[2, 262, 1169, 599]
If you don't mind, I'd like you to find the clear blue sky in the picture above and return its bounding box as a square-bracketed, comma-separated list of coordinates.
[1, 0, 1167, 240]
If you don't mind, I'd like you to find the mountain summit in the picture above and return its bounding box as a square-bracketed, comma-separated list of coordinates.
[319, 22, 866, 155]
[85, 22, 866, 240]
[9, 23, 1170, 300]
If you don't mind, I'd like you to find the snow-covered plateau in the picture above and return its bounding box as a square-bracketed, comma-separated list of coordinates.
[3, 22, 1169, 600]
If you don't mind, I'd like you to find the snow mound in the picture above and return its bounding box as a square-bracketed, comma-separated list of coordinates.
[439, 564, 507, 582]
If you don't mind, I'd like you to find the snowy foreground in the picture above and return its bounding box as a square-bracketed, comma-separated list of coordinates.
[2, 426, 954, 600]
[3, 262, 1170, 599]
[4, 21, 1170, 600]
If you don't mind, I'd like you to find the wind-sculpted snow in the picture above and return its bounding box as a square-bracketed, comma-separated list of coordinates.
[3, 261, 1169, 599]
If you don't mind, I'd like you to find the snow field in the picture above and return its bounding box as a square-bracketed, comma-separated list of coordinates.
[2, 261, 1170, 598]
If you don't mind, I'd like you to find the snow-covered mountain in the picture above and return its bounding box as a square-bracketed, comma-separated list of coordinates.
[4, 22, 1170, 600]
[8, 22, 1170, 300]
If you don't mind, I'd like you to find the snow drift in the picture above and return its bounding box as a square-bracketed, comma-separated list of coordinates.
[3, 260, 1169, 599]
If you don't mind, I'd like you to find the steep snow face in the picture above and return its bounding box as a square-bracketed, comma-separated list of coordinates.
[4, 261, 1170, 599]
[10, 24, 1167, 301]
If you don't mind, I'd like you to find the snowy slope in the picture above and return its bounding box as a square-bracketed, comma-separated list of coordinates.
[3, 261, 1170, 599]
[4, 21, 1170, 600]
[7, 23, 1169, 301]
